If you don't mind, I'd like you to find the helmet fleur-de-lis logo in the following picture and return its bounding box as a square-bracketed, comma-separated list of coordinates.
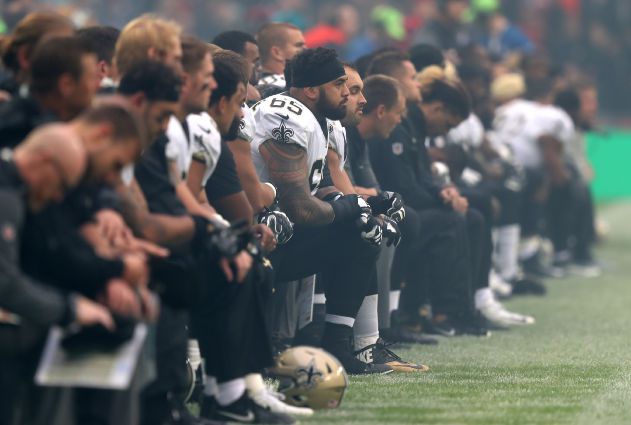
[296, 360, 324, 389]
[272, 120, 294, 143]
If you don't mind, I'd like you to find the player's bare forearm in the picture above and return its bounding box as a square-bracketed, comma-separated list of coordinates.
[539, 135, 569, 185]
[115, 180, 194, 248]
[186, 160, 206, 203]
[327, 148, 356, 195]
[355, 186, 379, 197]
[259, 139, 334, 226]
[229, 139, 275, 213]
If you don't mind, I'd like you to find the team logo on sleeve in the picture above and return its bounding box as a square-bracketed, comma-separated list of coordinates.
[392, 142, 404, 156]
[272, 120, 295, 144]
[1, 223, 15, 242]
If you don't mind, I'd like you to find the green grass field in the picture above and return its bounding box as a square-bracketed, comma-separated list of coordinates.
[302, 203, 631, 425]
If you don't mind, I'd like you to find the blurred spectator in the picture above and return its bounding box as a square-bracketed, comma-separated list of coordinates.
[0, 11, 74, 97]
[270, 0, 310, 30]
[304, 3, 375, 60]
[476, 11, 534, 61]
[4, 0, 631, 115]
[412, 0, 472, 51]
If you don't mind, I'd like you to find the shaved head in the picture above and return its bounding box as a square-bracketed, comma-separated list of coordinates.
[14, 124, 87, 210]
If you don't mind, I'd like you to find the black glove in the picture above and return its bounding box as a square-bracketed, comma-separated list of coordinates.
[321, 191, 343, 202]
[330, 194, 372, 224]
[368, 191, 405, 223]
[192, 216, 251, 259]
[258, 208, 294, 245]
[382, 216, 402, 247]
[356, 212, 383, 246]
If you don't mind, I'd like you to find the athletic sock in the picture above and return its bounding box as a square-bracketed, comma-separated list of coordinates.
[325, 314, 355, 328]
[353, 294, 379, 351]
[313, 292, 326, 305]
[245, 373, 266, 396]
[216, 378, 246, 406]
[188, 339, 203, 372]
[389, 290, 401, 313]
[474, 287, 494, 310]
[495, 225, 520, 281]
[203, 375, 219, 398]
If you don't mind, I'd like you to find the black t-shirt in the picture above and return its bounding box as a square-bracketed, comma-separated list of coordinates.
[204, 140, 243, 202]
[134, 134, 187, 216]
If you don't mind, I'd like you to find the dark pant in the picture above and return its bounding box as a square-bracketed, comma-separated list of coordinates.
[395, 206, 473, 317]
[269, 221, 380, 321]
[140, 305, 189, 425]
[191, 260, 274, 384]
[547, 179, 596, 260]
[0, 323, 46, 425]
[460, 189, 494, 291]
[479, 179, 523, 226]
[521, 168, 547, 237]
[547, 182, 574, 254]
[572, 185, 596, 261]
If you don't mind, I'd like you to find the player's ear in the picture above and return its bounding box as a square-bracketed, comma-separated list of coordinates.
[304, 87, 319, 102]
[219, 95, 230, 115]
[17, 45, 30, 72]
[146, 46, 158, 61]
[376, 104, 386, 119]
[57, 73, 76, 98]
[98, 60, 109, 79]
[129, 92, 146, 108]
[271, 46, 283, 62]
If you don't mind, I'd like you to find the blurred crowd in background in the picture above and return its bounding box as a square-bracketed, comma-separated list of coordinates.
[1, 0, 630, 117]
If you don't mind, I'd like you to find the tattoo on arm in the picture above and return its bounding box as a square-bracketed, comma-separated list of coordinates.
[116, 179, 169, 243]
[259, 139, 334, 226]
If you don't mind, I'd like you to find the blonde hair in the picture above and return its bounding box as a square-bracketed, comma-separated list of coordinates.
[257, 22, 300, 63]
[114, 14, 181, 76]
[416, 65, 471, 118]
[490, 73, 526, 103]
[416, 65, 459, 88]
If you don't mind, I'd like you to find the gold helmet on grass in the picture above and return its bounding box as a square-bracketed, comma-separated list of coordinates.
[270, 346, 349, 409]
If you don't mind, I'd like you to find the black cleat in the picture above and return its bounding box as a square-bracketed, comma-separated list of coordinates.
[510, 277, 547, 296]
[388, 309, 439, 344]
[355, 339, 430, 373]
[171, 408, 225, 425]
[204, 393, 295, 424]
[430, 314, 491, 337]
[523, 255, 565, 279]
[381, 325, 439, 345]
[322, 323, 393, 375]
[330, 341, 394, 375]
[421, 315, 456, 337]
[453, 313, 492, 337]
